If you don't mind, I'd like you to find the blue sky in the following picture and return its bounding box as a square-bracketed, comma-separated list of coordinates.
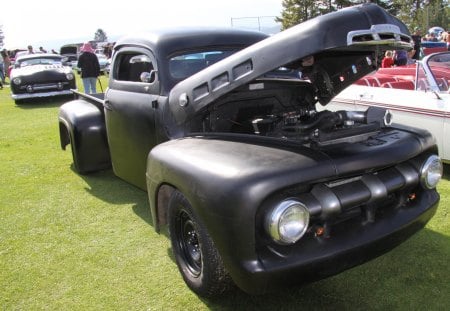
[1, 0, 282, 50]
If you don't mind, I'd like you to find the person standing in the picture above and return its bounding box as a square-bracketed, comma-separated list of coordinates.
[381, 50, 394, 68]
[77, 43, 100, 94]
[394, 49, 408, 66]
[2, 50, 11, 78]
[445, 29, 450, 51]
[0, 52, 3, 88]
[411, 28, 422, 60]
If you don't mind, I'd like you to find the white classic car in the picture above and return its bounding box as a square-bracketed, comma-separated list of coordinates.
[327, 51, 450, 162]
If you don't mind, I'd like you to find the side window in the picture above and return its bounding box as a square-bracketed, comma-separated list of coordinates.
[114, 53, 155, 83]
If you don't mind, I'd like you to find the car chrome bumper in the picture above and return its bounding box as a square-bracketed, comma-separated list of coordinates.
[12, 90, 75, 100]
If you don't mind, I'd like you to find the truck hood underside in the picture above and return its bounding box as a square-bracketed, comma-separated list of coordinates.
[168, 3, 412, 127]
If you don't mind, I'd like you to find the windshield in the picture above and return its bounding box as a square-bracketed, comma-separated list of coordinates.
[18, 57, 63, 67]
[169, 50, 237, 80]
[168, 49, 302, 82]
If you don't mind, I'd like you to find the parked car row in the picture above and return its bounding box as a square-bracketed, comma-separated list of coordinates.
[8, 48, 111, 104]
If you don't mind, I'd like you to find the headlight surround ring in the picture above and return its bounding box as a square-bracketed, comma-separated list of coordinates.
[420, 155, 443, 189]
[66, 72, 74, 80]
[265, 199, 310, 245]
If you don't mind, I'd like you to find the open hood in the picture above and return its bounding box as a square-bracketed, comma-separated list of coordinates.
[168, 3, 412, 126]
[60, 45, 80, 56]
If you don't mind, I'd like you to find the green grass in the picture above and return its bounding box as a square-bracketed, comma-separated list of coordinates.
[0, 75, 449, 310]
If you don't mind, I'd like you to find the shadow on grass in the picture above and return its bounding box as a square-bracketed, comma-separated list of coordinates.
[73, 167, 153, 226]
[202, 228, 450, 310]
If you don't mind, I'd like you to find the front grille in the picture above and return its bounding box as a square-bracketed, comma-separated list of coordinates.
[17, 81, 71, 94]
[299, 162, 419, 222]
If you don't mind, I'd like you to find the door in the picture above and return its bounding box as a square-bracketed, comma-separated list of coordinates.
[105, 47, 160, 190]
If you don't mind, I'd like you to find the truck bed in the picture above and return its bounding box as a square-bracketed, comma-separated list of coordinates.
[71, 89, 105, 111]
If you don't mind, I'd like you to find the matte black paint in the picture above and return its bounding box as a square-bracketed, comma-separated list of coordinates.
[58, 3, 440, 294]
[145, 134, 438, 293]
[59, 92, 111, 173]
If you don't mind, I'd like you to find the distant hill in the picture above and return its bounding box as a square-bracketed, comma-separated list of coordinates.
[22, 34, 122, 52]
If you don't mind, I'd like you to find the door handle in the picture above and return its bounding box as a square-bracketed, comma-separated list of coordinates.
[104, 99, 113, 111]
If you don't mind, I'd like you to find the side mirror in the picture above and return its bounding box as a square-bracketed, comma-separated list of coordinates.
[140, 70, 157, 83]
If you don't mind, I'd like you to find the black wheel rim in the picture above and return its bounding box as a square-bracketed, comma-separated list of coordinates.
[177, 210, 202, 277]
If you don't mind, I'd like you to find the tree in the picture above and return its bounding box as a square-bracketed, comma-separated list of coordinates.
[391, 0, 449, 34]
[276, 0, 302, 30]
[277, 0, 449, 33]
[276, 0, 364, 29]
[94, 29, 108, 42]
[423, 0, 449, 30]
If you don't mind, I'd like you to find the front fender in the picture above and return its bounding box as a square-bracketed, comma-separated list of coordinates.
[58, 99, 111, 173]
[146, 136, 334, 290]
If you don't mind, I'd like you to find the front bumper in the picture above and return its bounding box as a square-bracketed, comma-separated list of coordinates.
[12, 89, 74, 100]
[234, 190, 439, 294]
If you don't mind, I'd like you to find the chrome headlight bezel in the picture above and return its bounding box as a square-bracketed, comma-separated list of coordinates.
[420, 155, 442, 189]
[66, 72, 74, 80]
[265, 199, 310, 245]
[13, 77, 22, 85]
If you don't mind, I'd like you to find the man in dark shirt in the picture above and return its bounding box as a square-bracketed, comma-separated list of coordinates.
[77, 43, 100, 94]
[411, 28, 422, 60]
[394, 49, 408, 66]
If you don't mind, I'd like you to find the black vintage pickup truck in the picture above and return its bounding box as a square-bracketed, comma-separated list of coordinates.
[58, 4, 442, 297]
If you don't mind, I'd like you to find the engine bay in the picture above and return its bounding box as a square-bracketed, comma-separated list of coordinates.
[192, 79, 391, 146]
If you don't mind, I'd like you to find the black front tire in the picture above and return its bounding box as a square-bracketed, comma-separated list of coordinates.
[168, 190, 232, 297]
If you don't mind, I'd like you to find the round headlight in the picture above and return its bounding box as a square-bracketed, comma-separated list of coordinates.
[420, 155, 442, 189]
[66, 72, 74, 80]
[13, 77, 21, 85]
[265, 199, 310, 245]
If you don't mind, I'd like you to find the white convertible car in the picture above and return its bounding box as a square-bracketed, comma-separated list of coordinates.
[328, 51, 450, 162]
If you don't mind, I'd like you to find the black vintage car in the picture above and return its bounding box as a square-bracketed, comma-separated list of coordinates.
[58, 4, 442, 297]
[10, 54, 76, 104]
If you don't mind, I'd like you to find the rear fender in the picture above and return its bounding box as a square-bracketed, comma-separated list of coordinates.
[58, 99, 111, 173]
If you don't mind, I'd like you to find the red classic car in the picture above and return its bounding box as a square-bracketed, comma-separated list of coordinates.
[330, 51, 450, 161]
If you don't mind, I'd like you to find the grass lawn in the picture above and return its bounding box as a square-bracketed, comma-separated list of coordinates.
[0, 74, 449, 310]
